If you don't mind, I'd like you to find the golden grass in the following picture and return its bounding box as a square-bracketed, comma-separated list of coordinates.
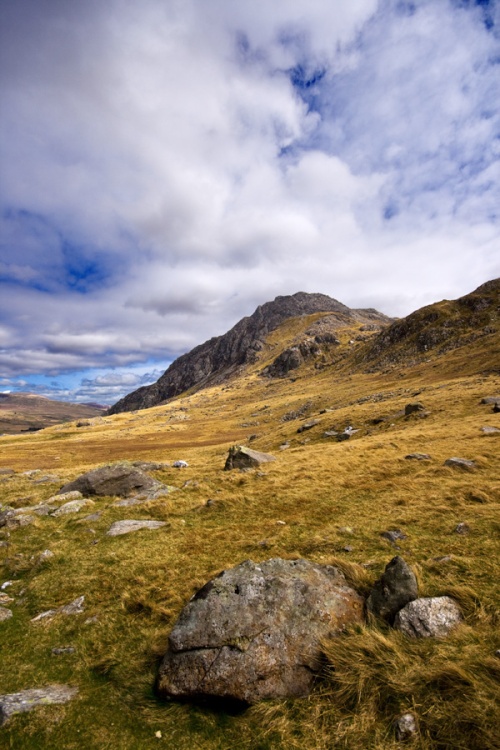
[1, 327, 499, 748]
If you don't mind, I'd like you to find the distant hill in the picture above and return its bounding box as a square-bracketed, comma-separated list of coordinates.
[108, 292, 392, 414]
[0, 392, 106, 434]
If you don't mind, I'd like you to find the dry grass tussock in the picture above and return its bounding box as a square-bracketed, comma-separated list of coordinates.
[0, 328, 499, 749]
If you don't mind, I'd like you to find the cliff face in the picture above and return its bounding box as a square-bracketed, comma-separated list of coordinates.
[108, 292, 390, 414]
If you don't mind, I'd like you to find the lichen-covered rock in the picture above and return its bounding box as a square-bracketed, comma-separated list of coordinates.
[0, 606, 13, 622]
[394, 596, 463, 638]
[51, 499, 95, 516]
[366, 556, 418, 623]
[224, 446, 276, 471]
[58, 464, 160, 498]
[31, 596, 85, 623]
[0, 684, 78, 725]
[156, 557, 364, 704]
[106, 519, 166, 536]
[394, 712, 418, 741]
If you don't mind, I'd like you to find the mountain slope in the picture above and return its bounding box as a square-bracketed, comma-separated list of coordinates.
[108, 292, 391, 414]
[359, 278, 500, 371]
[0, 393, 106, 435]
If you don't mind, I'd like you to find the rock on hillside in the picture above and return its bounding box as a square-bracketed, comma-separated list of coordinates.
[361, 279, 500, 370]
[109, 292, 390, 414]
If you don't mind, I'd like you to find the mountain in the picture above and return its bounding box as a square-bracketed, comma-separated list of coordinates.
[359, 278, 500, 371]
[0, 392, 106, 435]
[108, 292, 392, 414]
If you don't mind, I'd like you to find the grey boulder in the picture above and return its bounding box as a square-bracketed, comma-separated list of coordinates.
[156, 557, 364, 704]
[224, 446, 276, 471]
[394, 596, 462, 638]
[366, 556, 418, 624]
[58, 464, 160, 497]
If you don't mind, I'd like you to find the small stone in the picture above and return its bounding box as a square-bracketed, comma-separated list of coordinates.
[106, 520, 167, 537]
[342, 545, 353, 553]
[82, 512, 101, 522]
[405, 453, 431, 460]
[323, 431, 338, 437]
[381, 529, 407, 543]
[31, 596, 85, 623]
[480, 396, 500, 404]
[493, 403, 500, 413]
[51, 647, 76, 656]
[444, 457, 475, 469]
[394, 596, 463, 638]
[155, 731, 162, 739]
[34, 549, 54, 565]
[0, 684, 78, 725]
[454, 522, 470, 535]
[405, 403, 424, 415]
[46, 491, 83, 504]
[0, 607, 13, 622]
[224, 446, 276, 471]
[1, 581, 13, 590]
[395, 712, 418, 741]
[51, 499, 95, 517]
[173, 461, 189, 468]
[276, 520, 286, 526]
[297, 419, 321, 433]
[0, 469, 15, 476]
[480, 426, 500, 435]
[84, 615, 98, 625]
[339, 526, 354, 535]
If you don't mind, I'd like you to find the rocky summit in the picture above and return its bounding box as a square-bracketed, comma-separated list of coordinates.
[108, 292, 391, 413]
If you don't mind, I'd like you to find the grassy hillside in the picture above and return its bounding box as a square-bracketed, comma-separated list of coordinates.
[0, 316, 499, 749]
[0, 393, 106, 435]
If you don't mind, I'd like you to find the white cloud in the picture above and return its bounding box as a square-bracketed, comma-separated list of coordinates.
[0, 0, 499, 400]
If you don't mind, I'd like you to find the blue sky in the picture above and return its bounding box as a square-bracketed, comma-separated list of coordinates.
[1, 0, 499, 404]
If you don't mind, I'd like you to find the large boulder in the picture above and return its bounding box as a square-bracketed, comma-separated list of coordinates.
[58, 464, 159, 498]
[394, 596, 463, 638]
[156, 558, 364, 704]
[224, 446, 276, 471]
[366, 556, 418, 624]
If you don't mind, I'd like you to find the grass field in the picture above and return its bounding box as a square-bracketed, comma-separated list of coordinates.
[1, 315, 499, 749]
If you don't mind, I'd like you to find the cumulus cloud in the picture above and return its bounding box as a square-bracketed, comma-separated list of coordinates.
[0, 0, 499, 400]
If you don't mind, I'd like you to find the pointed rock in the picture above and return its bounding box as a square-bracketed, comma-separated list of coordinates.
[366, 556, 418, 624]
[394, 596, 462, 638]
[224, 446, 276, 471]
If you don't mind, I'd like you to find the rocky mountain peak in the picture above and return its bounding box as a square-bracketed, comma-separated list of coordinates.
[108, 291, 390, 414]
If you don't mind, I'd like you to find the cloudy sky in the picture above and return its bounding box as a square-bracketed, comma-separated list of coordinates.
[1, 0, 499, 405]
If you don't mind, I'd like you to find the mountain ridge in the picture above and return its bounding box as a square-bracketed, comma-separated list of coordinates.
[108, 292, 392, 414]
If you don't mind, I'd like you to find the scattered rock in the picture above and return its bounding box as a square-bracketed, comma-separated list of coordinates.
[34, 549, 54, 565]
[0, 503, 57, 528]
[394, 596, 463, 638]
[366, 556, 418, 623]
[381, 529, 407, 543]
[106, 520, 167, 537]
[173, 461, 189, 468]
[480, 396, 500, 404]
[297, 419, 320, 433]
[0, 606, 13, 622]
[51, 647, 76, 656]
[0, 469, 15, 476]
[31, 596, 85, 623]
[323, 430, 338, 438]
[76, 420, 90, 427]
[279, 442, 290, 450]
[132, 461, 170, 471]
[405, 403, 424, 415]
[156, 557, 364, 704]
[2, 514, 38, 530]
[405, 453, 431, 460]
[493, 403, 500, 413]
[224, 446, 276, 471]
[394, 712, 418, 741]
[444, 457, 475, 470]
[81, 512, 101, 522]
[0, 684, 78, 725]
[46, 491, 83, 504]
[454, 522, 470, 535]
[480, 426, 500, 435]
[51, 499, 95, 517]
[58, 464, 161, 498]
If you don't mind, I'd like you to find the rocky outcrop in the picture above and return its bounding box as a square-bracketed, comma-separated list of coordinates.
[109, 292, 390, 414]
[156, 558, 364, 704]
[224, 446, 276, 470]
[0, 685, 78, 725]
[362, 278, 500, 369]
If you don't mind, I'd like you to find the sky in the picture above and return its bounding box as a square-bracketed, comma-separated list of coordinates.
[1, 0, 499, 405]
